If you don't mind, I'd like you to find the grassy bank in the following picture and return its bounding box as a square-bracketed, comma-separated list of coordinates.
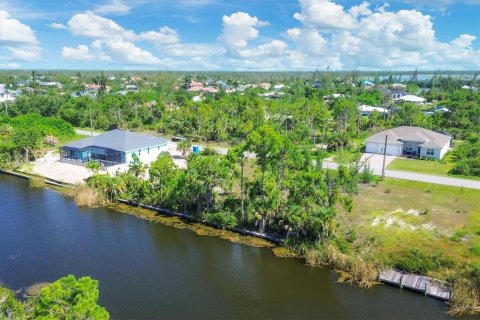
[334, 178, 480, 314]
[108, 203, 276, 248]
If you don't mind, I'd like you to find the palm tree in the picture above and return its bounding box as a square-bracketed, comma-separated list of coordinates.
[177, 139, 192, 158]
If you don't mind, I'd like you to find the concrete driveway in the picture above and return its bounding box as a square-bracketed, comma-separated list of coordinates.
[360, 153, 397, 175]
[31, 151, 94, 184]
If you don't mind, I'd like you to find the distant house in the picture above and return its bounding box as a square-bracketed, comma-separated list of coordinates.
[365, 126, 452, 159]
[202, 86, 218, 94]
[391, 83, 407, 90]
[258, 83, 272, 90]
[71, 90, 96, 99]
[424, 106, 450, 115]
[0, 84, 15, 102]
[378, 86, 392, 96]
[38, 81, 62, 88]
[85, 84, 101, 92]
[461, 85, 477, 91]
[187, 82, 204, 92]
[390, 89, 408, 99]
[396, 94, 426, 105]
[358, 105, 388, 116]
[363, 80, 375, 88]
[259, 91, 284, 99]
[324, 93, 344, 100]
[125, 84, 138, 92]
[61, 130, 169, 167]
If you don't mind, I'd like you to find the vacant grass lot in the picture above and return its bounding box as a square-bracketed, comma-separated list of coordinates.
[337, 178, 480, 280]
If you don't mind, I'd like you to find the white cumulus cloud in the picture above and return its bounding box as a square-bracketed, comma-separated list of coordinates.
[218, 12, 269, 55]
[138, 27, 180, 45]
[0, 10, 41, 61]
[67, 11, 136, 41]
[287, 0, 480, 70]
[293, 0, 358, 30]
[49, 22, 67, 30]
[62, 45, 95, 60]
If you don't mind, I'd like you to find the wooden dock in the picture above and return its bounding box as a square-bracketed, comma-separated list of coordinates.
[379, 269, 451, 301]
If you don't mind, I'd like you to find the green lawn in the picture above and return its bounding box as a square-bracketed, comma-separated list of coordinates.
[387, 158, 453, 175]
[387, 158, 480, 181]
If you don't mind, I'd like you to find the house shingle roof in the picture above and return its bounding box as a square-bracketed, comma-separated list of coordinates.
[64, 130, 168, 152]
[366, 126, 451, 148]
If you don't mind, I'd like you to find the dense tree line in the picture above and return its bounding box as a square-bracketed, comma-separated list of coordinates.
[87, 125, 373, 242]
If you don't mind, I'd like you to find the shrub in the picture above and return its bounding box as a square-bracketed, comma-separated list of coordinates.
[43, 135, 58, 146]
[469, 243, 480, 256]
[471, 262, 480, 285]
[30, 177, 46, 188]
[65, 184, 103, 207]
[334, 237, 351, 254]
[390, 249, 455, 274]
[346, 229, 357, 243]
[450, 229, 468, 242]
[359, 164, 376, 184]
[202, 211, 238, 229]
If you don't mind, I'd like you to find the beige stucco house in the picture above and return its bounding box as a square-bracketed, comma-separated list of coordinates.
[365, 126, 452, 160]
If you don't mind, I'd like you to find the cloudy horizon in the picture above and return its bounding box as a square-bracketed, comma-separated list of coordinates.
[1, 0, 480, 71]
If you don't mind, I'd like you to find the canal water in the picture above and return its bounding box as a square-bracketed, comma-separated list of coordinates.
[0, 174, 463, 319]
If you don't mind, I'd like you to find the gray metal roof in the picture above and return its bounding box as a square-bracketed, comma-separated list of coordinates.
[366, 126, 451, 148]
[64, 130, 168, 152]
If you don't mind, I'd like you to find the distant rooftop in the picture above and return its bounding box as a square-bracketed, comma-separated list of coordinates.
[64, 130, 168, 152]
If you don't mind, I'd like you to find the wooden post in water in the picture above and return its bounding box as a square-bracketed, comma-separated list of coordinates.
[381, 135, 388, 181]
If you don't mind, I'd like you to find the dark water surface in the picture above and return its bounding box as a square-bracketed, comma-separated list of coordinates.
[0, 174, 462, 319]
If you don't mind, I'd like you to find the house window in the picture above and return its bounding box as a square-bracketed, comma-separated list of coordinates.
[405, 143, 413, 151]
[426, 148, 435, 156]
[138, 149, 141, 156]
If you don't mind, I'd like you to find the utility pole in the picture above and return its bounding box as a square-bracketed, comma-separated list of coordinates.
[89, 104, 93, 136]
[381, 134, 388, 181]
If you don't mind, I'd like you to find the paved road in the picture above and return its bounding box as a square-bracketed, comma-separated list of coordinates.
[324, 153, 480, 190]
[382, 170, 480, 189]
[75, 129, 101, 136]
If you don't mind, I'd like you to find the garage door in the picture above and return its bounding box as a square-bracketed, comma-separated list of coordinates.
[366, 142, 401, 156]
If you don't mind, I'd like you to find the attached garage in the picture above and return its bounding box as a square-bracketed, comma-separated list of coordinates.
[365, 141, 403, 156]
[365, 126, 452, 159]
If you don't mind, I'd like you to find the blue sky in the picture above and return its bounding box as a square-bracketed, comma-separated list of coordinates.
[0, 0, 479, 70]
